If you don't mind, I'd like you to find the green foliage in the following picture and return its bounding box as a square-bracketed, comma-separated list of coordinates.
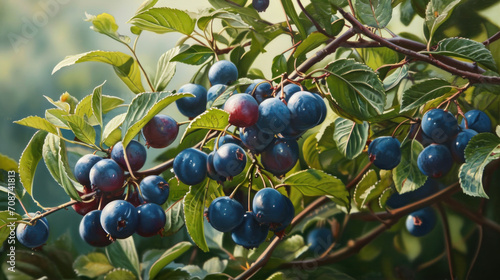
[73, 252, 114, 278]
[148, 242, 192, 279]
[393, 139, 428, 193]
[19, 130, 48, 198]
[129, 8, 196, 35]
[333, 118, 369, 159]
[181, 108, 230, 141]
[106, 238, 141, 278]
[354, 0, 393, 28]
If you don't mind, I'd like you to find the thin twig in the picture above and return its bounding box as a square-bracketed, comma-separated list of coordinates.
[436, 203, 455, 280]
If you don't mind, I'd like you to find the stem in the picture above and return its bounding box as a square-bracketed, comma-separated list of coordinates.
[346, 161, 373, 190]
[483, 30, 500, 46]
[126, 44, 155, 92]
[296, 0, 333, 38]
[436, 203, 455, 280]
[466, 225, 483, 279]
[28, 191, 96, 223]
[444, 198, 500, 234]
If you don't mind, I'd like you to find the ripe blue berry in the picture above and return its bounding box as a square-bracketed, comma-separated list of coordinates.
[460, 109, 492, 133]
[287, 91, 323, 130]
[252, 0, 270, 12]
[276, 84, 301, 103]
[79, 210, 112, 247]
[421, 109, 459, 143]
[272, 195, 295, 232]
[136, 203, 166, 237]
[208, 60, 238, 86]
[386, 178, 439, 209]
[406, 207, 436, 237]
[74, 154, 102, 187]
[368, 136, 402, 170]
[231, 212, 270, 249]
[224, 93, 259, 127]
[173, 148, 208, 185]
[261, 138, 299, 176]
[214, 135, 241, 150]
[417, 144, 453, 178]
[312, 93, 327, 125]
[214, 143, 247, 178]
[245, 80, 273, 103]
[239, 125, 274, 153]
[100, 200, 138, 239]
[176, 83, 208, 118]
[142, 115, 179, 149]
[16, 214, 49, 248]
[280, 124, 306, 139]
[207, 151, 226, 182]
[207, 84, 227, 103]
[89, 159, 125, 192]
[307, 228, 334, 255]
[111, 140, 147, 171]
[253, 188, 286, 224]
[256, 98, 291, 134]
[207, 196, 245, 232]
[139, 175, 169, 205]
[450, 129, 478, 163]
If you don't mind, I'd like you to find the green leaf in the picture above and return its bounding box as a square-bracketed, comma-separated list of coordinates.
[105, 269, 137, 280]
[422, 38, 498, 71]
[102, 113, 126, 147]
[0, 211, 22, 244]
[91, 82, 105, 128]
[42, 134, 82, 200]
[106, 237, 140, 279]
[393, 140, 428, 193]
[211, 78, 254, 107]
[19, 131, 48, 197]
[283, 169, 349, 208]
[181, 108, 229, 142]
[271, 54, 287, 78]
[163, 199, 185, 236]
[129, 8, 196, 35]
[135, 0, 158, 14]
[358, 47, 399, 72]
[149, 242, 192, 280]
[280, 0, 307, 39]
[400, 78, 453, 112]
[85, 13, 130, 44]
[459, 133, 500, 198]
[73, 252, 114, 278]
[333, 118, 369, 160]
[425, 0, 462, 41]
[400, 0, 416, 25]
[45, 108, 69, 129]
[272, 235, 309, 262]
[44, 95, 71, 112]
[14, 116, 58, 135]
[203, 257, 228, 274]
[76, 94, 124, 126]
[121, 92, 193, 147]
[267, 272, 286, 280]
[354, 0, 393, 28]
[153, 47, 180, 91]
[383, 64, 409, 91]
[303, 133, 322, 170]
[171, 45, 214, 66]
[62, 115, 96, 146]
[52, 51, 145, 94]
[353, 169, 378, 208]
[326, 59, 386, 121]
[294, 32, 329, 58]
[0, 154, 18, 172]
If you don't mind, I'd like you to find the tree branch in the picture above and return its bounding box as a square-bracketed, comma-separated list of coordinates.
[444, 198, 500, 234]
[483, 30, 500, 46]
[437, 203, 455, 280]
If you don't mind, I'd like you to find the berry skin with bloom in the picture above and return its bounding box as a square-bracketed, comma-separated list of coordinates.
[421, 109, 460, 144]
[176, 83, 208, 118]
[231, 212, 270, 249]
[207, 196, 245, 232]
[208, 60, 238, 86]
[406, 207, 437, 237]
[253, 188, 286, 224]
[142, 115, 179, 149]
[223, 93, 259, 127]
[173, 148, 208, 186]
[307, 228, 334, 255]
[460, 109, 492, 133]
[16, 214, 49, 248]
[260, 138, 299, 176]
[111, 140, 147, 171]
[89, 159, 125, 192]
[139, 175, 170, 205]
[74, 154, 102, 187]
[417, 144, 453, 178]
[368, 136, 402, 170]
[79, 210, 112, 247]
[213, 143, 247, 178]
[100, 200, 138, 239]
[136, 203, 166, 237]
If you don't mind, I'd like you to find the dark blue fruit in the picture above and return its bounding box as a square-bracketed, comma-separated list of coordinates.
[74, 154, 102, 186]
[207, 152, 226, 182]
[208, 60, 238, 86]
[386, 178, 439, 209]
[450, 129, 478, 163]
[256, 98, 290, 134]
[89, 159, 125, 192]
[406, 207, 436, 237]
[111, 140, 147, 171]
[136, 203, 166, 237]
[252, 0, 270, 12]
[239, 125, 274, 153]
[368, 136, 402, 170]
[287, 91, 323, 130]
[280, 124, 306, 139]
[307, 228, 334, 255]
[100, 200, 138, 239]
[207, 84, 227, 103]
[312, 93, 327, 125]
[417, 144, 453, 178]
[142, 115, 179, 149]
[224, 93, 259, 127]
[173, 148, 208, 185]
[460, 109, 492, 133]
[231, 212, 270, 249]
[214, 135, 241, 150]
[272, 195, 295, 232]
[253, 188, 286, 224]
[421, 109, 459, 144]
[139, 175, 169, 205]
[176, 83, 208, 118]
[213, 143, 247, 178]
[261, 138, 299, 176]
[207, 196, 245, 232]
[79, 210, 112, 247]
[16, 214, 49, 248]
[245, 79, 273, 103]
[276, 84, 301, 103]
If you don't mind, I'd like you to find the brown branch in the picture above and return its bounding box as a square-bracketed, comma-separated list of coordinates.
[483, 30, 500, 46]
[444, 198, 500, 234]
[296, 0, 334, 39]
[437, 203, 455, 280]
[346, 161, 373, 190]
[28, 191, 97, 223]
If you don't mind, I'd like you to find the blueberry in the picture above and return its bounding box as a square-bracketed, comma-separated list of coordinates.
[252, 188, 286, 224]
[421, 109, 459, 144]
[176, 83, 208, 118]
[142, 115, 179, 149]
[74, 154, 102, 187]
[173, 148, 208, 185]
[256, 98, 291, 134]
[252, 0, 270, 12]
[272, 195, 295, 232]
[280, 124, 306, 139]
[207, 84, 227, 103]
[406, 207, 436, 237]
[386, 178, 439, 209]
[111, 140, 147, 171]
[89, 159, 125, 192]
[231, 212, 270, 249]
[239, 125, 274, 153]
[460, 109, 492, 133]
[100, 200, 138, 239]
[208, 60, 238, 86]
[276, 84, 301, 103]
[207, 196, 245, 232]
[368, 136, 402, 170]
[245, 80, 273, 103]
[312, 93, 327, 125]
[287, 91, 323, 130]
[307, 228, 334, 255]
[450, 129, 478, 163]
[136, 203, 166, 237]
[139, 175, 169, 205]
[417, 144, 453, 178]
[207, 151, 226, 182]
[16, 214, 49, 248]
[214, 135, 242, 150]
[261, 138, 299, 176]
[224, 93, 259, 127]
[213, 143, 247, 178]
[79, 210, 112, 247]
